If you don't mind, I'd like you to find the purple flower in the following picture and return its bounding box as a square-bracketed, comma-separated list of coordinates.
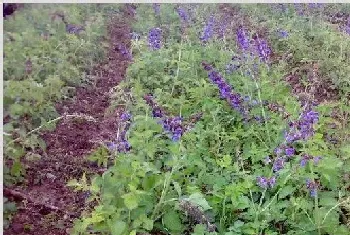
[225, 63, 240, 74]
[200, 15, 215, 42]
[300, 155, 309, 167]
[278, 29, 288, 38]
[313, 156, 322, 165]
[300, 155, 322, 167]
[202, 62, 255, 121]
[273, 156, 286, 172]
[306, 179, 318, 197]
[117, 140, 131, 153]
[107, 142, 117, 151]
[268, 176, 276, 188]
[148, 27, 162, 50]
[153, 3, 160, 15]
[255, 38, 272, 62]
[177, 7, 188, 22]
[284, 105, 319, 144]
[285, 147, 295, 157]
[120, 130, 127, 140]
[236, 26, 250, 51]
[274, 147, 283, 156]
[257, 176, 276, 189]
[172, 133, 181, 142]
[152, 106, 164, 118]
[121, 112, 132, 121]
[257, 176, 269, 188]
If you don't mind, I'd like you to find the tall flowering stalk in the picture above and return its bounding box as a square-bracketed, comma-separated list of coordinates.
[148, 28, 162, 50]
[257, 102, 322, 196]
[200, 15, 215, 42]
[255, 37, 272, 63]
[231, 26, 272, 80]
[202, 61, 259, 122]
[236, 26, 250, 51]
[177, 7, 189, 22]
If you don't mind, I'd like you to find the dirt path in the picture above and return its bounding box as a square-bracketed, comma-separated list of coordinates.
[4, 5, 136, 235]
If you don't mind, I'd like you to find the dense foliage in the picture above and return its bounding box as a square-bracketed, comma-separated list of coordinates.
[70, 4, 350, 235]
[3, 3, 350, 235]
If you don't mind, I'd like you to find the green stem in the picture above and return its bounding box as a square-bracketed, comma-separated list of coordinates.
[171, 41, 183, 96]
[151, 165, 174, 221]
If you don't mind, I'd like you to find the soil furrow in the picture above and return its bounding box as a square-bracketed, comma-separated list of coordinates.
[5, 5, 135, 235]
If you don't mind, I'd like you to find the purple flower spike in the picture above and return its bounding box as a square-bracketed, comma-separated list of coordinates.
[257, 176, 276, 189]
[107, 142, 117, 151]
[200, 15, 215, 42]
[273, 156, 286, 172]
[306, 179, 318, 197]
[300, 155, 309, 167]
[177, 7, 188, 22]
[121, 112, 132, 121]
[257, 176, 269, 188]
[278, 29, 288, 38]
[268, 176, 276, 188]
[274, 147, 283, 156]
[256, 38, 272, 62]
[285, 147, 295, 157]
[236, 26, 250, 51]
[148, 28, 162, 50]
[152, 106, 164, 118]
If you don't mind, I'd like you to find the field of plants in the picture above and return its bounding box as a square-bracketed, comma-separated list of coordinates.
[3, 3, 350, 235]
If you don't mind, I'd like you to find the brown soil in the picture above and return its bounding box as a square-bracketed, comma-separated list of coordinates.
[4, 4, 136, 235]
[284, 62, 339, 104]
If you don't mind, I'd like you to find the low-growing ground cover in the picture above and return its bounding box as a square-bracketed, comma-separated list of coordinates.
[3, 3, 350, 235]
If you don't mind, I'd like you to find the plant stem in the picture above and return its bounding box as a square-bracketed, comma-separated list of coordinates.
[171, 41, 183, 96]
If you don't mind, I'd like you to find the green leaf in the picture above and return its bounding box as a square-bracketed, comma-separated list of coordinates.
[319, 194, 338, 207]
[108, 220, 127, 235]
[236, 196, 250, 210]
[123, 193, 139, 210]
[163, 210, 183, 232]
[11, 160, 24, 177]
[278, 185, 295, 199]
[186, 192, 212, 211]
[192, 224, 206, 235]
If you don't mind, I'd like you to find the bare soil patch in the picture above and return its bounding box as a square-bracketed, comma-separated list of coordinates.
[4, 4, 136, 235]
